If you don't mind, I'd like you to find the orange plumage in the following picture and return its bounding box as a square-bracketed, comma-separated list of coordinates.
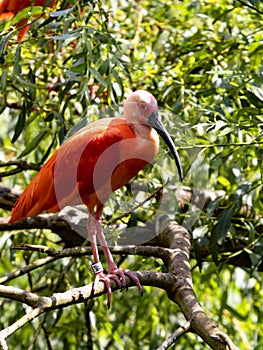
[9, 90, 183, 306]
[0, 0, 56, 41]
[9, 118, 156, 222]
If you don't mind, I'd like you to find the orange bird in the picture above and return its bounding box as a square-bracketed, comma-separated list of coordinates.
[0, 0, 56, 41]
[9, 90, 183, 307]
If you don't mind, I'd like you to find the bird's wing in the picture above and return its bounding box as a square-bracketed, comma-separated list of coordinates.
[9, 118, 135, 222]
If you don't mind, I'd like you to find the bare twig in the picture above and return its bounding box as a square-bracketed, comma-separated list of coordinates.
[236, 0, 263, 16]
[1, 244, 172, 285]
[156, 321, 191, 350]
[0, 161, 40, 180]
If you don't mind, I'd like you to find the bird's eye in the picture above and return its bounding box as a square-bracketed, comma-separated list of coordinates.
[140, 104, 147, 110]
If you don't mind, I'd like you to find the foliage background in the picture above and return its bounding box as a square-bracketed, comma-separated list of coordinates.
[0, 0, 263, 348]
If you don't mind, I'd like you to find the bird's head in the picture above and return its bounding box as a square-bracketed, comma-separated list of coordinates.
[124, 90, 158, 124]
[124, 90, 183, 182]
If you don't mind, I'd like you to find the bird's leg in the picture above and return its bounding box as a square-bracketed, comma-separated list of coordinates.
[87, 210, 142, 308]
[95, 210, 143, 303]
[87, 213, 100, 266]
[87, 213, 122, 307]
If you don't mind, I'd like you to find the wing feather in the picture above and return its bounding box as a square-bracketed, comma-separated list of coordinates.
[9, 118, 136, 222]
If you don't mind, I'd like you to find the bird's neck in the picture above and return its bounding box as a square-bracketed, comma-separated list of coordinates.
[128, 122, 152, 139]
[128, 121, 160, 157]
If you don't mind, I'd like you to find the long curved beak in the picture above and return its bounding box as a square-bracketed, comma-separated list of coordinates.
[148, 112, 183, 182]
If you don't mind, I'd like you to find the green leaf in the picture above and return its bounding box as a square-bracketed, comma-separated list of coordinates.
[209, 229, 219, 264]
[52, 33, 79, 45]
[13, 45, 21, 76]
[127, 212, 138, 228]
[112, 69, 124, 97]
[11, 6, 43, 25]
[207, 196, 224, 218]
[217, 176, 231, 189]
[217, 206, 233, 245]
[59, 125, 68, 144]
[193, 240, 203, 272]
[66, 119, 88, 139]
[40, 135, 57, 164]
[99, 60, 109, 75]
[89, 67, 108, 88]
[245, 90, 263, 108]
[59, 81, 76, 103]
[11, 103, 26, 143]
[217, 126, 236, 137]
[0, 32, 14, 60]
[50, 7, 74, 17]
[18, 129, 48, 158]
[234, 184, 249, 208]
[1, 69, 7, 91]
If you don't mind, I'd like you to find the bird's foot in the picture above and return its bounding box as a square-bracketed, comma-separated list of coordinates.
[91, 264, 143, 308]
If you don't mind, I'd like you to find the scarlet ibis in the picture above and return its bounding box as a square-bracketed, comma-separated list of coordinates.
[9, 90, 183, 307]
[0, 0, 56, 41]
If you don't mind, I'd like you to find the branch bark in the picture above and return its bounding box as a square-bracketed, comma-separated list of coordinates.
[0, 270, 170, 347]
[1, 184, 263, 270]
[0, 222, 239, 349]
[0, 161, 40, 180]
[0, 185, 258, 348]
[157, 222, 239, 350]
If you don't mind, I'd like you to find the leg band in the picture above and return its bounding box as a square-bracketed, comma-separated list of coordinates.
[91, 262, 103, 274]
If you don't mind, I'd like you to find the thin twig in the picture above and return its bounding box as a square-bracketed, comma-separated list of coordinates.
[107, 182, 166, 224]
[156, 321, 191, 350]
[237, 0, 263, 16]
[1, 244, 172, 285]
[0, 255, 57, 284]
[0, 161, 40, 179]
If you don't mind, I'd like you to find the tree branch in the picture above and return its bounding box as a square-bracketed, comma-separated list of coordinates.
[0, 187, 22, 211]
[157, 222, 239, 350]
[0, 270, 170, 346]
[156, 321, 191, 350]
[1, 187, 263, 270]
[236, 0, 263, 16]
[0, 161, 40, 180]
[0, 244, 172, 285]
[0, 221, 239, 349]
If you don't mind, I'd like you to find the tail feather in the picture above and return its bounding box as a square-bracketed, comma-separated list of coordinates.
[9, 156, 58, 223]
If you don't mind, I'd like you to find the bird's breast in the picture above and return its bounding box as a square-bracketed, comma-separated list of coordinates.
[77, 120, 159, 208]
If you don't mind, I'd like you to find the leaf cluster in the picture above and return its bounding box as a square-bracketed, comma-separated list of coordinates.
[1, 0, 263, 348]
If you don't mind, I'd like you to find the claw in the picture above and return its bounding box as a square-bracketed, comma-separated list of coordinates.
[92, 273, 122, 308]
[92, 269, 143, 308]
[111, 268, 143, 295]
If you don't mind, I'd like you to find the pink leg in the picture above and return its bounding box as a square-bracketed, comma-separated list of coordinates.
[87, 210, 142, 308]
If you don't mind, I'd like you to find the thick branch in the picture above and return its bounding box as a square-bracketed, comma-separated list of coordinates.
[157, 222, 239, 350]
[0, 222, 239, 349]
[2, 211, 85, 246]
[0, 244, 172, 285]
[2, 203, 263, 270]
[0, 187, 21, 211]
[0, 270, 169, 345]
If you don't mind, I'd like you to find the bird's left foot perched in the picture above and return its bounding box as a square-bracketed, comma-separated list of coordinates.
[91, 263, 143, 308]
